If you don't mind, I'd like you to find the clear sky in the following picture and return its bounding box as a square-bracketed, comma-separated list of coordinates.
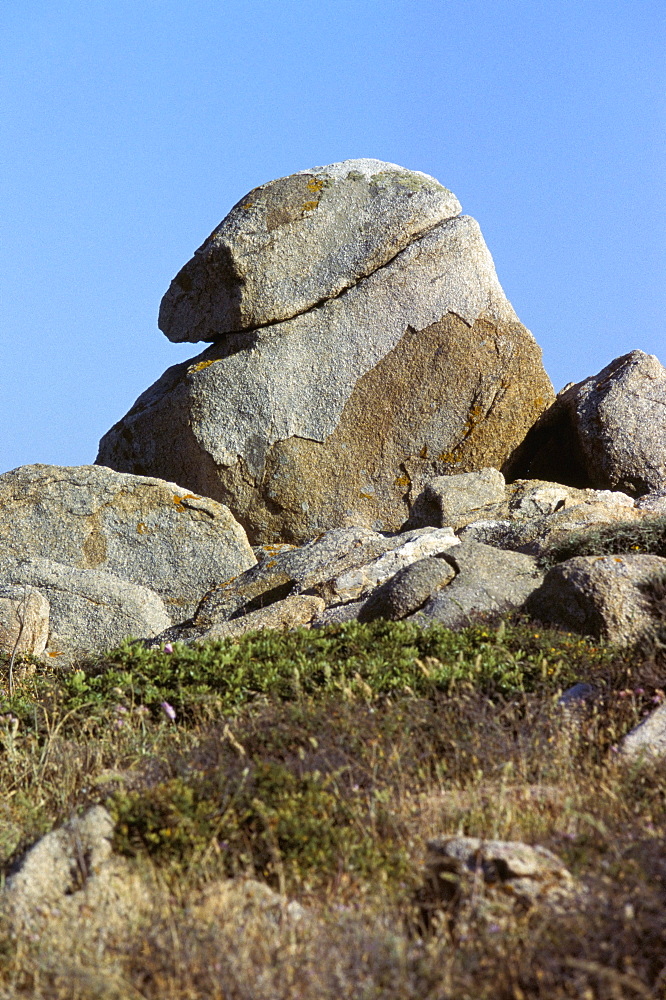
[2, 0, 664, 474]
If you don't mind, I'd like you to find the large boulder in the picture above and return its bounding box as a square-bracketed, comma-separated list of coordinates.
[525, 553, 666, 645]
[159, 158, 462, 342]
[0, 465, 255, 620]
[97, 160, 554, 544]
[507, 351, 666, 495]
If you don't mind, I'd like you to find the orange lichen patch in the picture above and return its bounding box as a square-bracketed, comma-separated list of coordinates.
[394, 474, 410, 491]
[419, 444, 429, 459]
[359, 492, 375, 501]
[180, 494, 201, 501]
[47, 650, 64, 658]
[188, 359, 217, 375]
[306, 177, 325, 194]
[137, 523, 148, 534]
[302, 200, 319, 212]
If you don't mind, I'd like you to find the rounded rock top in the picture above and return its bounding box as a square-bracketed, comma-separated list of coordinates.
[158, 158, 462, 343]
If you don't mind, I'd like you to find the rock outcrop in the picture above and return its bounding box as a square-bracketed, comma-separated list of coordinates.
[97, 159, 554, 544]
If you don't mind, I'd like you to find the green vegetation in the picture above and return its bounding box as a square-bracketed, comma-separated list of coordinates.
[540, 513, 666, 567]
[0, 616, 664, 999]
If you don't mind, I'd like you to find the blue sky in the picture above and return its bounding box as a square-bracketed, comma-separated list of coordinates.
[2, 0, 664, 474]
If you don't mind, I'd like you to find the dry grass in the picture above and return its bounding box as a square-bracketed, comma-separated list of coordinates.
[0, 619, 664, 999]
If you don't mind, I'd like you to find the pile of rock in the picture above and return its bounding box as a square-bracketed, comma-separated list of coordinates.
[0, 159, 663, 663]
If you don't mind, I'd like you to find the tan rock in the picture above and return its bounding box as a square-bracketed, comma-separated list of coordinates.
[526, 553, 666, 645]
[193, 594, 325, 642]
[0, 584, 49, 656]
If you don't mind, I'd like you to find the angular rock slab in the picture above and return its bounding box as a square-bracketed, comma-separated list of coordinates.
[0, 465, 255, 620]
[192, 595, 326, 643]
[6, 558, 171, 656]
[159, 158, 461, 342]
[525, 553, 666, 645]
[416, 540, 543, 629]
[507, 350, 666, 494]
[99, 212, 554, 544]
[359, 556, 456, 622]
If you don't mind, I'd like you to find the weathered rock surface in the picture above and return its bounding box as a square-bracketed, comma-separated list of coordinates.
[636, 488, 666, 514]
[525, 553, 666, 645]
[414, 540, 543, 629]
[617, 702, 666, 764]
[159, 159, 462, 342]
[359, 556, 456, 622]
[192, 594, 325, 643]
[325, 528, 458, 603]
[158, 526, 458, 643]
[408, 467, 507, 530]
[507, 351, 666, 495]
[97, 162, 554, 545]
[6, 558, 171, 656]
[0, 583, 49, 656]
[1, 806, 153, 960]
[0, 465, 255, 620]
[460, 500, 647, 556]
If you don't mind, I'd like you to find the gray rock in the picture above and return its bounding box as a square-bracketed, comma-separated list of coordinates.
[0, 584, 49, 656]
[525, 553, 666, 645]
[359, 556, 456, 622]
[558, 682, 598, 709]
[409, 467, 506, 529]
[459, 501, 648, 557]
[420, 837, 576, 915]
[159, 158, 461, 342]
[0, 465, 255, 620]
[636, 488, 666, 514]
[163, 526, 457, 641]
[617, 702, 666, 764]
[1, 807, 150, 943]
[507, 350, 666, 495]
[326, 528, 459, 603]
[6, 558, 171, 656]
[416, 540, 543, 628]
[192, 595, 325, 643]
[3, 807, 114, 929]
[98, 175, 554, 545]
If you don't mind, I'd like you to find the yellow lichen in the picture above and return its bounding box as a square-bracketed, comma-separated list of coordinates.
[302, 200, 319, 212]
[188, 359, 217, 375]
[306, 177, 325, 194]
[359, 492, 375, 501]
[394, 474, 410, 490]
[137, 522, 148, 534]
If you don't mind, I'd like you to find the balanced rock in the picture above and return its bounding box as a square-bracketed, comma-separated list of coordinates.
[97, 159, 554, 544]
[159, 159, 462, 341]
[507, 351, 666, 495]
[0, 465, 255, 620]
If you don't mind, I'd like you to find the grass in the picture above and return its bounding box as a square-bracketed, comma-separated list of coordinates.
[0, 617, 664, 998]
[540, 513, 666, 568]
